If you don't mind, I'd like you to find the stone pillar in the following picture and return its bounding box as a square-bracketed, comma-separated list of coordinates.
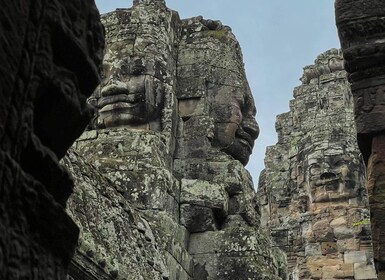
[0, 0, 104, 279]
[335, 0, 385, 275]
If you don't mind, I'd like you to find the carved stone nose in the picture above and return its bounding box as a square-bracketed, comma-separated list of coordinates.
[242, 118, 259, 140]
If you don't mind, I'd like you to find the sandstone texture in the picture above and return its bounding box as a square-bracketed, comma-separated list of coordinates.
[335, 0, 385, 277]
[258, 49, 376, 279]
[0, 0, 104, 279]
[64, 138, 190, 280]
[64, 0, 286, 279]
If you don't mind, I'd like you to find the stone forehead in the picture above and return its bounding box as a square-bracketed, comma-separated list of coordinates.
[100, 3, 178, 44]
[177, 17, 254, 103]
[300, 139, 360, 155]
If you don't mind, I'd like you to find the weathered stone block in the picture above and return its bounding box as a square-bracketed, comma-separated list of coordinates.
[322, 263, 354, 279]
[106, 169, 179, 218]
[176, 76, 206, 99]
[180, 204, 217, 232]
[209, 160, 253, 195]
[307, 264, 323, 279]
[305, 243, 322, 256]
[312, 219, 334, 241]
[189, 227, 285, 279]
[182, 136, 211, 159]
[333, 225, 356, 239]
[353, 262, 377, 280]
[307, 255, 344, 268]
[337, 238, 360, 252]
[178, 97, 206, 118]
[321, 242, 338, 255]
[174, 159, 209, 180]
[180, 179, 228, 215]
[189, 226, 271, 257]
[228, 193, 259, 227]
[344, 251, 367, 264]
[330, 216, 347, 227]
[143, 210, 193, 275]
[270, 229, 289, 248]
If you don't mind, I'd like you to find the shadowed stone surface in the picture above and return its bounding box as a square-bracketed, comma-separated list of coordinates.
[64, 0, 286, 279]
[335, 1, 385, 277]
[0, 0, 104, 279]
[258, 49, 376, 279]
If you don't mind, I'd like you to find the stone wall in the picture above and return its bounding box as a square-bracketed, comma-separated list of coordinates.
[0, 0, 104, 279]
[258, 49, 376, 279]
[335, 1, 385, 277]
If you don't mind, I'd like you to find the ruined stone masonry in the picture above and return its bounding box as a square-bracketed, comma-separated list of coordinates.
[64, 0, 287, 279]
[3, 0, 385, 279]
[335, 1, 385, 278]
[258, 49, 377, 279]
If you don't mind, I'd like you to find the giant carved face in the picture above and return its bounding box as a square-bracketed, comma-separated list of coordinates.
[305, 151, 363, 203]
[177, 21, 260, 166]
[90, 53, 164, 130]
[210, 84, 259, 165]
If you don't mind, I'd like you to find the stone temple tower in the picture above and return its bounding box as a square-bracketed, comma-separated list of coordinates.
[258, 49, 377, 280]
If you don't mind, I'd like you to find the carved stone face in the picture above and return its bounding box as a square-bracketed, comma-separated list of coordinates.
[90, 54, 163, 130]
[305, 153, 361, 203]
[210, 84, 259, 165]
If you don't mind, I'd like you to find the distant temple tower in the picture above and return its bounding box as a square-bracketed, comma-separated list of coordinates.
[258, 49, 376, 280]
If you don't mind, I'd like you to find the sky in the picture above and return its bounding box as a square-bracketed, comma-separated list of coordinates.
[95, 0, 341, 187]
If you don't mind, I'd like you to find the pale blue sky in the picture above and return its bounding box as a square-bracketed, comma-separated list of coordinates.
[95, 0, 340, 186]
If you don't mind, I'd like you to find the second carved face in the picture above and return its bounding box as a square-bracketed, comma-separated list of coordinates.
[305, 153, 363, 203]
[210, 84, 259, 165]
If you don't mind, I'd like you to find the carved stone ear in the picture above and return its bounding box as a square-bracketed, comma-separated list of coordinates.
[144, 76, 164, 123]
[153, 78, 165, 109]
[144, 75, 155, 108]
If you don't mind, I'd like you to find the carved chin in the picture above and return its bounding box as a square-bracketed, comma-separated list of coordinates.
[223, 138, 253, 165]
